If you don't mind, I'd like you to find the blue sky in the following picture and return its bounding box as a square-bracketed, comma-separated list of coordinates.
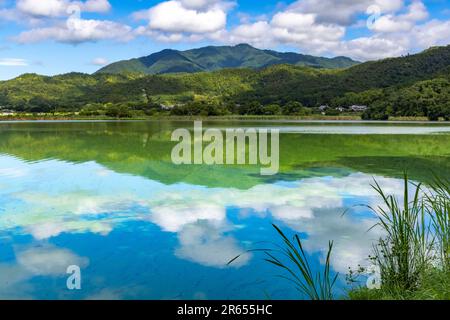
[0, 0, 449, 80]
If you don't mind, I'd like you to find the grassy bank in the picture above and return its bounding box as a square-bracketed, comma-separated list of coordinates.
[348, 268, 450, 300]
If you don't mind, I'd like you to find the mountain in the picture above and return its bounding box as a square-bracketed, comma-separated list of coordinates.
[96, 44, 360, 75]
[1, 45, 449, 119]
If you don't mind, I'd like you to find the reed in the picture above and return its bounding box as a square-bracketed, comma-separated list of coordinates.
[425, 176, 450, 270]
[264, 225, 338, 300]
[228, 224, 338, 300]
[368, 174, 433, 292]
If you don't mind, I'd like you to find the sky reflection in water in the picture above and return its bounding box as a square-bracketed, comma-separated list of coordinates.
[2, 120, 448, 299]
[0, 154, 405, 300]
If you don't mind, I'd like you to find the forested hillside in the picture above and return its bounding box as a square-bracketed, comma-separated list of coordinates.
[96, 44, 359, 75]
[0, 45, 449, 120]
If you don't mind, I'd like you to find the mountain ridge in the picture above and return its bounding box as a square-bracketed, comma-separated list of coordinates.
[1, 44, 449, 120]
[96, 44, 360, 75]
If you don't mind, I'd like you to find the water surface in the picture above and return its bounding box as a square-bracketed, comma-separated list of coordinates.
[0, 121, 449, 299]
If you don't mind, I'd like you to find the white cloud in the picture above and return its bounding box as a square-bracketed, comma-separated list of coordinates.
[288, 0, 404, 26]
[335, 37, 407, 61]
[223, 10, 346, 53]
[148, 1, 226, 34]
[15, 18, 133, 44]
[179, 0, 225, 10]
[0, 58, 28, 66]
[3, 0, 449, 60]
[80, 0, 111, 13]
[17, 0, 68, 18]
[16, 0, 111, 18]
[226, 21, 272, 48]
[410, 19, 450, 49]
[133, 0, 233, 43]
[91, 57, 108, 66]
[370, 0, 428, 33]
[218, 0, 447, 61]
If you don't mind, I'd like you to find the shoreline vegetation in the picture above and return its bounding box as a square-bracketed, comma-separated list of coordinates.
[230, 175, 450, 300]
[0, 114, 442, 122]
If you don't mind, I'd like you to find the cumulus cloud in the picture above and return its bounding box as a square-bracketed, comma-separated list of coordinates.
[14, 18, 133, 44]
[370, 0, 428, 33]
[332, 1, 450, 61]
[216, 0, 447, 61]
[148, 1, 226, 34]
[2, 0, 128, 44]
[222, 11, 346, 54]
[16, 0, 111, 18]
[3, 0, 450, 59]
[133, 0, 234, 43]
[288, 0, 404, 26]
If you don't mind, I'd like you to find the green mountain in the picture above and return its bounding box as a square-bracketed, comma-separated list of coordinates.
[1, 45, 449, 119]
[96, 44, 359, 75]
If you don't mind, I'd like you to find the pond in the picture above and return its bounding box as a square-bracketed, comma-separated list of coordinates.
[0, 121, 449, 299]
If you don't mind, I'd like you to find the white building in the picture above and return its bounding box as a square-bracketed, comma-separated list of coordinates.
[349, 105, 368, 112]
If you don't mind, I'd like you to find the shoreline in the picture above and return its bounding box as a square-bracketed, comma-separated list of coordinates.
[0, 115, 444, 123]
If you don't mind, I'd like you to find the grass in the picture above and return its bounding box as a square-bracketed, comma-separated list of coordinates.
[348, 174, 450, 300]
[239, 175, 449, 300]
[264, 225, 338, 300]
[367, 174, 433, 292]
[348, 268, 450, 300]
[425, 177, 450, 270]
[228, 224, 338, 300]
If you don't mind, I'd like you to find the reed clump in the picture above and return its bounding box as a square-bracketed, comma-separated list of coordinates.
[350, 174, 450, 299]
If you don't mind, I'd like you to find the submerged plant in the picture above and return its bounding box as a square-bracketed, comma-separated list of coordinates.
[368, 174, 433, 292]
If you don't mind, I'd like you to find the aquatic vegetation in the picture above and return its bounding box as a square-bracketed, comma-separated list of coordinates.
[425, 177, 450, 270]
[348, 268, 450, 300]
[349, 175, 450, 299]
[229, 224, 339, 300]
[243, 175, 450, 300]
[265, 225, 338, 300]
[368, 174, 433, 292]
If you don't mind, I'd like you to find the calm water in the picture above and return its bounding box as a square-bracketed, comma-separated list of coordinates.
[0, 121, 449, 300]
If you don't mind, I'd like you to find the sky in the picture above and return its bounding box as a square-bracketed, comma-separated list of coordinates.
[0, 0, 449, 80]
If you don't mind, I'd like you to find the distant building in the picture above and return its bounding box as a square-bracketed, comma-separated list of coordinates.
[336, 107, 345, 112]
[160, 104, 174, 110]
[318, 105, 329, 112]
[349, 105, 368, 112]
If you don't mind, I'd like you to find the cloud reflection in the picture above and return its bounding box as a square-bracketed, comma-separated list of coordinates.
[0, 155, 405, 273]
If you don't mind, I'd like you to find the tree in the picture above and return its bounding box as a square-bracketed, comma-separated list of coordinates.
[105, 104, 132, 118]
[262, 104, 282, 115]
[283, 101, 304, 115]
[28, 96, 53, 113]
